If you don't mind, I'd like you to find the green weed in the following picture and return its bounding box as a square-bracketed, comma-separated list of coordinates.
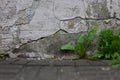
[93, 29, 120, 60]
[61, 28, 97, 58]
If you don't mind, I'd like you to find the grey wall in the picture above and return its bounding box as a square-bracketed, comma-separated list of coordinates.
[0, 0, 120, 58]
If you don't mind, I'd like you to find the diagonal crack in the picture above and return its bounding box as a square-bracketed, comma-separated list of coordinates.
[12, 28, 68, 53]
[59, 16, 117, 21]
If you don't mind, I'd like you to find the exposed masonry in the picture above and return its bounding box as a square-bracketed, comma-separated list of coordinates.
[1, 0, 120, 58]
[13, 17, 120, 50]
[11, 17, 120, 60]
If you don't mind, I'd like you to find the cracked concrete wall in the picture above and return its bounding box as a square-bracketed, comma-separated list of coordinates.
[1, 0, 120, 58]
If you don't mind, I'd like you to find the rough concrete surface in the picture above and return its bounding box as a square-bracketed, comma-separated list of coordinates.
[0, 59, 119, 80]
[0, 0, 120, 58]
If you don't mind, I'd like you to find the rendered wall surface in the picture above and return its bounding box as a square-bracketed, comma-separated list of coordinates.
[0, 0, 120, 59]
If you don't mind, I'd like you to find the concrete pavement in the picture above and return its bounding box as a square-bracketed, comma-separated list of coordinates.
[0, 59, 119, 80]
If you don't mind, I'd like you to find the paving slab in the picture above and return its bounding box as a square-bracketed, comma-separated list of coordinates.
[0, 65, 22, 74]
[0, 59, 120, 80]
[75, 59, 91, 66]
[27, 60, 76, 66]
[57, 67, 78, 80]
[50, 60, 75, 66]
[35, 67, 57, 80]
[88, 60, 113, 66]
[15, 66, 41, 80]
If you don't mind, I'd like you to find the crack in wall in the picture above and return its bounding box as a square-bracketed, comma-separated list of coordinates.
[12, 28, 68, 53]
[0, 0, 42, 53]
[2, 0, 120, 54]
[82, 0, 89, 32]
[12, 15, 120, 53]
[59, 16, 118, 21]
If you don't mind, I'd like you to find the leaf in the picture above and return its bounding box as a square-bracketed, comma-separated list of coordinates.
[61, 44, 75, 51]
[77, 34, 85, 44]
[105, 41, 109, 46]
[86, 28, 97, 46]
[114, 54, 120, 61]
[112, 54, 120, 67]
[76, 44, 85, 57]
[93, 52, 104, 59]
[76, 34, 85, 57]
[105, 54, 111, 59]
[112, 52, 120, 59]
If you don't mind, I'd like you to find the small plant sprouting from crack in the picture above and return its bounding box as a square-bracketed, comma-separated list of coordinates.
[61, 28, 120, 68]
[61, 28, 97, 58]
